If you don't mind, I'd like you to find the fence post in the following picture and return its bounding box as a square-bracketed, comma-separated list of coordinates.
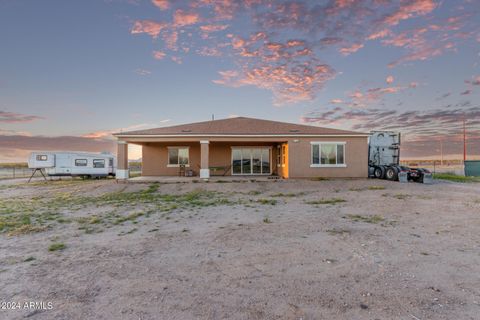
[13, 167, 15, 179]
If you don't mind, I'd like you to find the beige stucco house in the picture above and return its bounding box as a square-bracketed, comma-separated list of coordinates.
[113, 117, 369, 179]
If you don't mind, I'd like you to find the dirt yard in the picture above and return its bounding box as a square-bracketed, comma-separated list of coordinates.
[0, 178, 479, 320]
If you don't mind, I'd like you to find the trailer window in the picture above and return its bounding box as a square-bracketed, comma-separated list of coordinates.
[75, 159, 88, 166]
[36, 155, 48, 161]
[167, 147, 189, 166]
[310, 143, 346, 167]
[93, 159, 105, 168]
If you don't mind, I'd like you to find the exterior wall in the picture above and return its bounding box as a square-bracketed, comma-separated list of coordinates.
[142, 141, 279, 176]
[136, 136, 368, 178]
[142, 142, 201, 176]
[287, 137, 368, 178]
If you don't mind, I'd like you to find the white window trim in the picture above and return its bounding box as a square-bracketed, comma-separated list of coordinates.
[167, 146, 190, 167]
[310, 142, 346, 168]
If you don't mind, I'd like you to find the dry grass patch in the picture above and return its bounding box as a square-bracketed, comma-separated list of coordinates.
[48, 243, 66, 252]
[345, 214, 384, 224]
[306, 198, 346, 205]
[368, 186, 386, 190]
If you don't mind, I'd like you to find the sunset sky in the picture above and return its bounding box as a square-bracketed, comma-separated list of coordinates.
[1, 0, 479, 162]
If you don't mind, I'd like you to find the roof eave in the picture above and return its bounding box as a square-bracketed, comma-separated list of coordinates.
[115, 133, 369, 138]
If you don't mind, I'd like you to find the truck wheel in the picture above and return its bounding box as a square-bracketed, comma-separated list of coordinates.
[385, 167, 398, 181]
[374, 166, 385, 179]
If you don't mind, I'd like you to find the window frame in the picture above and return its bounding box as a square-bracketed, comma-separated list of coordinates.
[75, 159, 88, 167]
[167, 146, 190, 167]
[36, 155, 48, 161]
[93, 159, 105, 168]
[310, 142, 347, 168]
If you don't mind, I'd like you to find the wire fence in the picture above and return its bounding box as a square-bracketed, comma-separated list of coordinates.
[0, 164, 143, 180]
[0, 166, 34, 180]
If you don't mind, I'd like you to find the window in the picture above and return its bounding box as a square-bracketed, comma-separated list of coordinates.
[167, 147, 189, 166]
[93, 159, 105, 168]
[231, 147, 271, 175]
[311, 142, 346, 167]
[36, 155, 47, 161]
[282, 145, 286, 165]
[109, 158, 113, 167]
[75, 159, 87, 167]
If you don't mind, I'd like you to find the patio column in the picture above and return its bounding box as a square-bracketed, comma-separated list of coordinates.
[117, 141, 129, 179]
[200, 140, 210, 179]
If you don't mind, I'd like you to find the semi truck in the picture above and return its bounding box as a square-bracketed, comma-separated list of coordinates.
[368, 131, 432, 183]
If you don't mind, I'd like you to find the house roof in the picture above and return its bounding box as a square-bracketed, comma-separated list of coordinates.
[114, 117, 366, 137]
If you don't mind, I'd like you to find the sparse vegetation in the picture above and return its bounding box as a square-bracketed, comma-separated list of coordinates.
[345, 214, 384, 224]
[306, 198, 346, 205]
[368, 185, 385, 190]
[263, 217, 272, 223]
[0, 183, 239, 236]
[270, 192, 305, 197]
[349, 187, 363, 192]
[256, 198, 277, 205]
[247, 190, 262, 196]
[48, 243, 66, 252]
[433, 173, 480, 183]
[393, 193, 411, 200]
[24, 256, 36, 262]
[7, 225, 46, 236]
[326, 228, 351, 235]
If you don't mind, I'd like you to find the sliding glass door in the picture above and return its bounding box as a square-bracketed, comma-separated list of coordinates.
[232, 147, 271, 175]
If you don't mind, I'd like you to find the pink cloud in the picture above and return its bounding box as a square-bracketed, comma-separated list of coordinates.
[465, 75, 480, 86]
[173, 9, 200, 27]
[197, 47, 222, 57]
[214, 62, 336, 105]
[301, 105, 480, 158]
[152, 50, 166, 60]
[152, 0, 169, 10]
[339, 43, 364, 55]
[162, 31, 178, 50]
[199, 24, 229, 33]
[171, 56, 182, 64]
[386, 75, 394, 84]
[129, 0, 478, 104]
[0, 111, 44, 123]
[131, 20, 167, 38]
[381, 0, 437, 26]
[134, 69, 151, 76]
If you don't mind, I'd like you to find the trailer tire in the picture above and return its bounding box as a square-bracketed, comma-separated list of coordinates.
[374, 166, 385, 179]
[385, 167, 398, 181]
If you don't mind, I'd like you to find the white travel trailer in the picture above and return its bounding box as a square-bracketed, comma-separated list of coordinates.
[28, 152, 116, 178]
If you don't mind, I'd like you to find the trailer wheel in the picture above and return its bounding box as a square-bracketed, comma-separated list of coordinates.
[385, 167, 398, 181]
[374, 166, 385, 179]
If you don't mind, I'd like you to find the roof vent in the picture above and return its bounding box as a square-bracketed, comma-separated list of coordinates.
[289, 129, 300, 132]
[181, 129, 192, 132]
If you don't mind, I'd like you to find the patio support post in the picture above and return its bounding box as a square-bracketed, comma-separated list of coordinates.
[200, 140, 210, 179]
[117, 141, 129, 179]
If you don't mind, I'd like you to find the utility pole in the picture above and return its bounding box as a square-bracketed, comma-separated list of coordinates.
[440, 140, 443, 166]
[463, 115, 467, 163]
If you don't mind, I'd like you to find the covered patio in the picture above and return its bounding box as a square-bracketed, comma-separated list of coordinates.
[116, 138, 289, 180]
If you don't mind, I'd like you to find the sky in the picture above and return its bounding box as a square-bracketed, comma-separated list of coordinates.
[0, 0, 479, 162]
